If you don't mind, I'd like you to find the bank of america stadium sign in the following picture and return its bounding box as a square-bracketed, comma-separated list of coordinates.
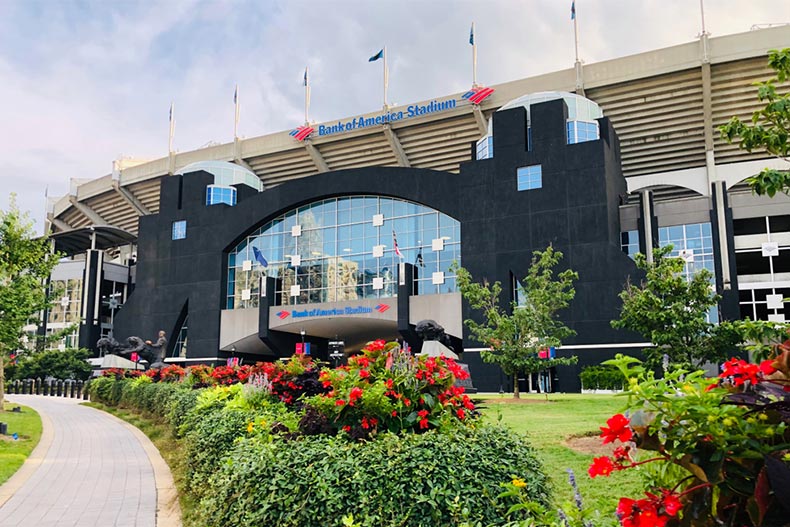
[290, 87, 494, 141]
[276, 303, 391, 319]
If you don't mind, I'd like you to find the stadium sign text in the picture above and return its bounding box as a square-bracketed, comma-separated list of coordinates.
[317, 98, 457, 137]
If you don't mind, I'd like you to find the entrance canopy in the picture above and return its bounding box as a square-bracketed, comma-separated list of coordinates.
[49, 225, 137, 256]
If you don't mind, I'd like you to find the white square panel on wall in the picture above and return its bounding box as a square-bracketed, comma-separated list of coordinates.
[291, 225, 302, 237]
[767, 294, 784, 310]
[373, 245, 385, 258]
[432, 272, 445, 285]
[432, 238, 444, 251]
[678, 249, 694, 263]
[241, 289, 251, 301]
[768, 313, 785, 323]
[242, 259, 252, 271]
[290, 254, 301, 266]
[372, 214, 384, 227]
[372, 277, 384, 290]
[762, 242, 779, 257]
[290, 285, 301, 297]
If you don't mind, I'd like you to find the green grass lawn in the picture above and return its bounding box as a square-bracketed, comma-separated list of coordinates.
[0, 403, 43, 485]
[480, 393, 641, 522]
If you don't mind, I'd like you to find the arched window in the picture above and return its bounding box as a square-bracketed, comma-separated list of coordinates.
[226, 196, 461, 309]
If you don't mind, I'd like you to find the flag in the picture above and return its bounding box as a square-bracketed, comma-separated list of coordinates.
[469, 23, 474, 45]
[571, 1, 575, 20]
[369, 49, 384, 62]
[416, 251, 425, 267]
[304, 67, 308, 86]
[392, 230, 403, 259]
[169, 103, 173, 122]
[252, 246, 268, 268]
[234, 85, 238, 104]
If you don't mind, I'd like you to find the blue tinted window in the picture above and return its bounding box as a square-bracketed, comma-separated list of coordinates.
[172, 220, 187, 240]
[206, 185, 237, 206]
[517, 165, 542, 191]
[476, 136, 493, 160]
[567, 120, 599, 144]
[620, 230, 640, 260]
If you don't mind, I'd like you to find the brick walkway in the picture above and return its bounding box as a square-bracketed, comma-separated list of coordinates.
[0, 395, 157, 527]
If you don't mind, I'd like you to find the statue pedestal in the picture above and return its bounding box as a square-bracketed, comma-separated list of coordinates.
[418, 341, 459, 359]
[100, 354, 146, 370]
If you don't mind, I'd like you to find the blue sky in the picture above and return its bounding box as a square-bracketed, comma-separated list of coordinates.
[1, 0, 788, 232]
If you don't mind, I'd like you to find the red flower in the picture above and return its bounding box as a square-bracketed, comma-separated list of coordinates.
[391, 410, 398, 417]
[417, 409, 429, 429]
[359, 369, 370, 379]
[600, 414, 633, 444]
[720, 358, 761, 386]
[365, 339, 386, 352]
[456, 409, 466, 420]
[759, 359, 777, 375]
[616, 489, 681, 527]
[335, 399, 345, 406]
[349, 387, 363, 405]
[589, 456, 615, 478]
[342, 425, 351, 433]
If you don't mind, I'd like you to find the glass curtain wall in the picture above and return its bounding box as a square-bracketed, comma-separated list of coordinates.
[227, 196, 461, 309]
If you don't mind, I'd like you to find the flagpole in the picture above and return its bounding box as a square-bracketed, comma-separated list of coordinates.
[573, 5, 579, 63]
[699, 0, 708, 35]
[168, 102, 175, 154]
[471, 22, 478, 87]
[304, 66, 310, 125]
[383, 46, 389, 109]
[234, 84, 240, 140]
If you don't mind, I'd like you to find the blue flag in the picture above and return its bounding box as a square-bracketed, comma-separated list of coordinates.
[369, 49, 384, 62]
[571, 1, 575, 20]
[469, 24, 474, 45]
[252, 246, 268, 268]
[233, 85, 238, 104]
[304, 67, 308, 86]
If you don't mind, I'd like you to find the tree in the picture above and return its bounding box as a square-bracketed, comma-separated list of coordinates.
[720, 48, 790, 196]
[0, 196, 60, 408]
[611, 245, 740, 368]
[454, 246, 578, 399]
[13, 348, 92, 381]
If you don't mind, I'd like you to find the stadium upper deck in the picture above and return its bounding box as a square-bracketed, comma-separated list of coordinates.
[48, 25, 790, 237]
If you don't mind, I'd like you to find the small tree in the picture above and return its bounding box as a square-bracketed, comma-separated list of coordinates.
[611, 245, 740, 368]
[455, 246, 578, 399]
[0, 196, 60, 408]
[720, 48, 790, 196]
[13, 348, 92, 381]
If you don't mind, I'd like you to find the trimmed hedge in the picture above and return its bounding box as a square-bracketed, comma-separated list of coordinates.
[579, 365, 624, 391]
[197, 425, 551, 527]
[90, 375, 553, 527]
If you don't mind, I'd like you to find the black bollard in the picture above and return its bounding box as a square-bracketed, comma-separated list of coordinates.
[56, 380, 63, 397]
[35, 378, 42, 395]
[76, 381, 82, 399]
[83, 380, 90, 400]
[69, 380, 75, 398]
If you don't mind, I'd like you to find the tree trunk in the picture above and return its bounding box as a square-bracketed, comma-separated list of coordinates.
[0, 352, 5, 410]
[513, 372, 520, 399]
[528, 373, 534, 394]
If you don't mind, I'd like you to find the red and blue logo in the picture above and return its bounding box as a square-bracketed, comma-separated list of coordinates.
[374, 303, 390, 313]
[290, 125, 315, 141]
[276, 310, 290, 320]
[462, 86, 495, 105]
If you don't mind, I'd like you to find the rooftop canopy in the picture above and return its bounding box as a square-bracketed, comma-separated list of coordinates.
[49, 225, 137, 256]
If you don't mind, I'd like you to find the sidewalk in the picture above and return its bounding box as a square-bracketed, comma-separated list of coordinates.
[0, 395, 166, 527]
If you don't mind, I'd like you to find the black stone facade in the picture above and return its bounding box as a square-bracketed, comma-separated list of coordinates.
[114, 98, 732, 392]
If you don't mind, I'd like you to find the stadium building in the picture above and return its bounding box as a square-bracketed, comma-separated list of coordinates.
[40, 27, 790, 392]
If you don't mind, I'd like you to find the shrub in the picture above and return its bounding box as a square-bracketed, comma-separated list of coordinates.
[14, 348, 92, 381]
[196, 424, 550, 527]
[579, 365, 624, 391]
[587, 354, 790, 527]
[304, 339, 474, 438]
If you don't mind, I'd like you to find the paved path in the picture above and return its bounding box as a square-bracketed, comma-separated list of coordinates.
[0, 395, 158, 527]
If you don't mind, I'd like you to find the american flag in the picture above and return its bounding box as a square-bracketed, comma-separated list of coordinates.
[462, 86, 495, 105]
[392, 230, 403, 259]
[571, 1, 576, 20]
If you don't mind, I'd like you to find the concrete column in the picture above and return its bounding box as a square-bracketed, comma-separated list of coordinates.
[640, 190, 655, 264]
[78, 249, 104, 351]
